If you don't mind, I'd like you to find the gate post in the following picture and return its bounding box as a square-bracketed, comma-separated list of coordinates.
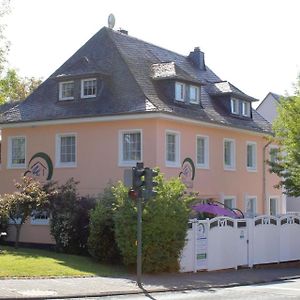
[247, 218, 254, 268]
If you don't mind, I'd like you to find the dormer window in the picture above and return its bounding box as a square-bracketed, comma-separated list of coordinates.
[175, 82, 185, 101]
[230, 98, 251, 118]
[59, 81, 74, 101]
[190, 85, 200, 104]
[242, 101, 251, 117]
[230, 98, 239, 114]
[81, 78, 97, 98]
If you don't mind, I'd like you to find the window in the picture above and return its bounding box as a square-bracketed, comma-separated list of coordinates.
[246, 142, 257, 171]
[56, 134, 76, 167]
[166, 131, 180, 167]
[189, 85, 200, 104]
[81, 78, 97, 98]
[269, 146, 279, 163]
[223, 197, 236, 209]
[59, 81, 74, 100]
[119, 130, 142, 166]
[269, 197, 278, 216]
[8, 136, 26, 168]
[224, 139, 235, 170]
[196, 135, 209, 168]
[230, 98, 239, 114]
[31, 210, 49, 225]
[242, 101, 251, 117]
[245, 196, 257, 217]
[175, 82, 185, 101]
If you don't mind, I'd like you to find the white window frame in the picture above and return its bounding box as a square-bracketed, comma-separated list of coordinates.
[223, 196, 236, 209]
[59, 81, 74, 101]
[7, 136, 26, 169]
[246, 141, 257, 171]
[55, 133, 77, 168]
[230, 98, 239, 114]
[269, 145, 279, 163]
[81, 78, 97, 99]
[165, 130, 180, 168]
[30, 210, 50, 225]
[269, 196, 279, 216]
[244, 195, 257, 217]
[242, 101, 251, 117]
[223, 138, 236, 170]
[196, 135, 209, 169]
[175, 82, 185, 102]
[189, 85, 200, 104]
[118, 129, 143, 167]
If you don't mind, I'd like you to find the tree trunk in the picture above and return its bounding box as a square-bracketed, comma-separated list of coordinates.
[14, 224, 22, 249]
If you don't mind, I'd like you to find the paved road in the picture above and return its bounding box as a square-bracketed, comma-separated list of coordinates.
[65, 278, 300, 300]
[1, 264, 300, 299]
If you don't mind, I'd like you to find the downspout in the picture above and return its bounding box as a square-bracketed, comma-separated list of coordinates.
[263, 141, 272, 214]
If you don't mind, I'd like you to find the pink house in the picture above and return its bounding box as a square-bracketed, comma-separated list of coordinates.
[0, 27, 283, 245]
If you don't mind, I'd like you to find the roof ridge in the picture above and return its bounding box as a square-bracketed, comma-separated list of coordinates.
[106, 27, 190, 61]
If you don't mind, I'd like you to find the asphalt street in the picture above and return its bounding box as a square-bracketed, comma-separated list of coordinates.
[62, 278, 300, 300]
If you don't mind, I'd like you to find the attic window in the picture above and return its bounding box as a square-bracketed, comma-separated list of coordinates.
[242, 101, 251, 117]
[189, 85, 200, 104]
[81, 78, 97, 98]
[59, 81, 74, 101]
[230, 98, 239, 114]
[175, 82, 185, 101]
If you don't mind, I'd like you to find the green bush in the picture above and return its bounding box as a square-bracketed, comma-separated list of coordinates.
[114, 172, 190, 273]
[88, 186, 121, 263]
[46, 178, 96, 254]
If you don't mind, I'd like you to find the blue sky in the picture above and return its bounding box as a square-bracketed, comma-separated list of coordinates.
[4, 0, 300, 106]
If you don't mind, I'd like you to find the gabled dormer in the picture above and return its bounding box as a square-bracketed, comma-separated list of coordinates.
[206, 81, 258, 119]
[55, 56, 110, 102]
[151, 62, 203, 106]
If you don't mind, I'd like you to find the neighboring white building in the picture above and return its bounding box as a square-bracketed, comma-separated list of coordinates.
[258, 92, 300, 213]
[256, 92, 281, 123]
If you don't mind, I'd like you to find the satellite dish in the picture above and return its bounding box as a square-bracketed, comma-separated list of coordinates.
[108, 14, 115, 29]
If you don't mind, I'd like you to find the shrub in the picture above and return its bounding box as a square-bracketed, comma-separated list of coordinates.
[113, 172, 190, 273]
[46, 178, 96, 254]
[88, 185, 121, 263]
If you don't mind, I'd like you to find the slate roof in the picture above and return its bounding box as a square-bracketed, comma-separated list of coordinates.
[205, 81, 258, 102]
[0, 27, 272, 134]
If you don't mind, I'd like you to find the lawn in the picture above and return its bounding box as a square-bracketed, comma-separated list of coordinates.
[0, 246, 126, 278]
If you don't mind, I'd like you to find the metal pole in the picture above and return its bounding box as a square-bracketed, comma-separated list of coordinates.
[137, 196, 142, 288]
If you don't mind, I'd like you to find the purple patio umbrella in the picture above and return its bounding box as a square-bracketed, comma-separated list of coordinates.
[192, 203, 238, 218]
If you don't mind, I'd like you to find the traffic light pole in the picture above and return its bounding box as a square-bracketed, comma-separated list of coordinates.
[137, 195, 142, 288]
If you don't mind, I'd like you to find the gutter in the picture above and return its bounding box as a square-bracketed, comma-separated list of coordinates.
[263, 140, 272, 213]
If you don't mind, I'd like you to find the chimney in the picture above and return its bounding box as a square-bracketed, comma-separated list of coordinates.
[188, 47, 206, 70]
[118, 28, 128, 35]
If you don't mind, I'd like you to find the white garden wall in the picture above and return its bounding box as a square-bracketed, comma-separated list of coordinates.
[180, 214, 300, 272]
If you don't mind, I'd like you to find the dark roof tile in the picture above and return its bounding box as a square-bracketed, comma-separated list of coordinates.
[0, 27, 271, 134]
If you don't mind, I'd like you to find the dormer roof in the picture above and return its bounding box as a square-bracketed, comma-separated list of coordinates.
[206, 81, 258, 102]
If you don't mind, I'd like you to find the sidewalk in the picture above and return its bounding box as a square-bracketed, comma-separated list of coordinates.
[1, 263, 300, 299]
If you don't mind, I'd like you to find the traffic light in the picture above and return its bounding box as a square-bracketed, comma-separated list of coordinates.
[132, 162, 145, 196]
[143, 167, 158, 200]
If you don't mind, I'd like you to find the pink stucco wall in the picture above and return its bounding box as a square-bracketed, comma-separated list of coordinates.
[0, 117, 282, 244]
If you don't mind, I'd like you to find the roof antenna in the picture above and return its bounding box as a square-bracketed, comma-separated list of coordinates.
[108, 14, 115, 29]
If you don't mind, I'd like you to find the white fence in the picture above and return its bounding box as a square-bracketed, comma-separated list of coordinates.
[180, 214, 300, 272]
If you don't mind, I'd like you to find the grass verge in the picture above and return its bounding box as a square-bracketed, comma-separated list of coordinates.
[0, 246, 126, 278]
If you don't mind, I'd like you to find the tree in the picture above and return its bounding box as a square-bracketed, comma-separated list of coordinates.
[0, 69, 42, 102]
[0, 0, 42, 104]
[269, 76, 300, 196]
[0, 177, 48, 248]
